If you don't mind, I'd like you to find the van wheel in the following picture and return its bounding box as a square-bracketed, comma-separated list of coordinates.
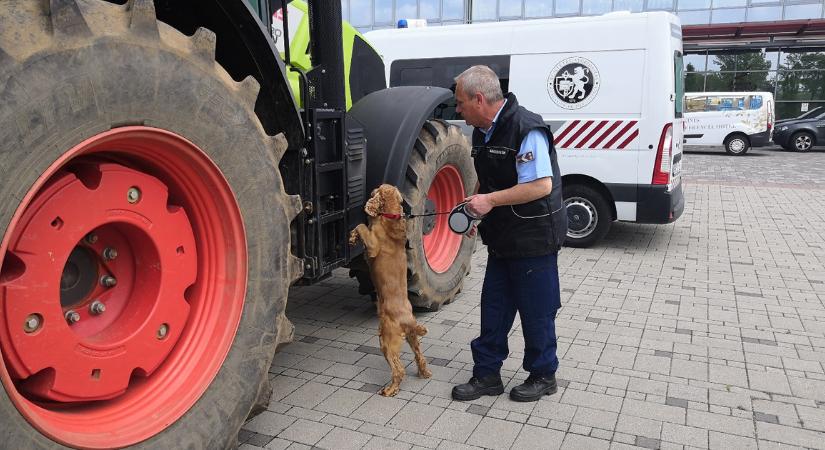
[791, 131, 815, 152]
[563, 184, 612, 248]
[724, 134, 750, 155]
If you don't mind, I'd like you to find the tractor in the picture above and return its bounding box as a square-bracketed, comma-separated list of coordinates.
[0, 0, 475, 448]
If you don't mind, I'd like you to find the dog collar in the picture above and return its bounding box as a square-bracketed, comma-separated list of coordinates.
[380, 213, 403, 220]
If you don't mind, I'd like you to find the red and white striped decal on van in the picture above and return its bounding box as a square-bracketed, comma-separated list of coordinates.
[554, 120, 639, 149]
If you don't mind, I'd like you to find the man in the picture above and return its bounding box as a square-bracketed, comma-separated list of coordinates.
[451, 65, 567, 403]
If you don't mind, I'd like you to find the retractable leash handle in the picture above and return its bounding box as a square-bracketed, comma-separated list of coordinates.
[448, 202, 482, 235]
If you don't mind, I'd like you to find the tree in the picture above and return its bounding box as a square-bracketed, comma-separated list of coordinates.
[706, 52, 772, 92]
[685, 63, 704, 92]
[778, 52, 825, 101]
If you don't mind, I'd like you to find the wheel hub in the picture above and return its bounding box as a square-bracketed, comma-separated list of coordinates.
[0, 162, 196, 402]
[729, 139, 745, 153]
[565, 198, 597, 238]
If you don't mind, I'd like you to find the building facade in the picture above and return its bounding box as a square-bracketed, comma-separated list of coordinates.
[342, 0, 824, 119]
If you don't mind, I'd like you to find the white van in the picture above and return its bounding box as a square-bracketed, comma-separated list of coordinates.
[366, 12, 685, 247]
[684, 92, 775, 155]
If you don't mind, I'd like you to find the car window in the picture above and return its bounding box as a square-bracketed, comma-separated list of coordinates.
[749, 96, 762, 110]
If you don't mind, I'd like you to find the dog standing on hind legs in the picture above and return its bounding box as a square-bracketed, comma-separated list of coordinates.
[349, 184, 432, 397]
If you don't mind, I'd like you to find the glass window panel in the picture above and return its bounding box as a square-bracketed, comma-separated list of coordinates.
[730, 71, 776, 92]
[679, 0, 710, 10]
[613, 0, 644, 11]
[711, 8, 746, 23]
[780, 50, 825, 71]
[707, 51, 746, 71]
[526, 0, 554, 16]
[556, 0, 581, 14]
[685, 72, 706, 92]
[472, 0, 498, 20]
[706, 50, 777, 71]
[583, 0, 612, 14]
[397, 0, 417, 20]
[341, 0, 349, 21]
[374, 0, 392, 23]
[748, 0, 777, 5]
[443, 0, 465, 19]
[679, 10, 711, 23]
[501, 0, 524, 16]
[777, 70, 825, 101]
[420, 0, 441, 19]
[684, 53, 707, 71]
[784, 3, 822, 20]
[747, 6, 781, 21]
[646, 0, 674, 10]
[705, 72, 735, 90]
[713, 0, 745, 7]
[350, 0, 371, 26]
[775, 102, 825, 121]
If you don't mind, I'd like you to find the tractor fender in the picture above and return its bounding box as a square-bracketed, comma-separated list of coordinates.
[348, 86, 453, 192]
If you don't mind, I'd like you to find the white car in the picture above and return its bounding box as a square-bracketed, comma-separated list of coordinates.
[683, 92, 775, 155]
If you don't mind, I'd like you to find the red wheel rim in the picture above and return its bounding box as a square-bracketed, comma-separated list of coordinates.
[0, 127, 247, 448]
[422, 165, 464, 273]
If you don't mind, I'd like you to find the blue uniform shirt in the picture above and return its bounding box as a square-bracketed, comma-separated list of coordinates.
[483, 100, 552, 184]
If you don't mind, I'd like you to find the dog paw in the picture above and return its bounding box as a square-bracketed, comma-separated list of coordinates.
[419, 367, 433, 379]
[380, 385, 399, 397]
[348, 230, 359, 246]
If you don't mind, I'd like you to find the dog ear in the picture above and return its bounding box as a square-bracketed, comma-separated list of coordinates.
[365, 191, 381, 217]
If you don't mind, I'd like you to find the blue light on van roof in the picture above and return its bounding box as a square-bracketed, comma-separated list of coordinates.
[398, 19, 408, 28]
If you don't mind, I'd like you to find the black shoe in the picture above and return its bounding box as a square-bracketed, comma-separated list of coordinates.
[509, 373, 558, 402]
[451, 374, 505, 401]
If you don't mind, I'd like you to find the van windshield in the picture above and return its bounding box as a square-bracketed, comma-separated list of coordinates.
[674, 52, 684, 118]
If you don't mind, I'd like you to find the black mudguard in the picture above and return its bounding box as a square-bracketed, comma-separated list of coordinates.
[348, 86, 454, 192]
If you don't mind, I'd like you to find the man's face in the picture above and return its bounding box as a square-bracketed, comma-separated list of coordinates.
[455, 83, 483, 128]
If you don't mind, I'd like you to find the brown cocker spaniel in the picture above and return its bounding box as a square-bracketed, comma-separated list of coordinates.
[349, 184, 432, 397]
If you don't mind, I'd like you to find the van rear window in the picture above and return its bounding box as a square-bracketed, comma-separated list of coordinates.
[674, 52, 684, 118]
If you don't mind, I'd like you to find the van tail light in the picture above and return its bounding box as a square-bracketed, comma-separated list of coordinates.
[652, 123, 672, 185]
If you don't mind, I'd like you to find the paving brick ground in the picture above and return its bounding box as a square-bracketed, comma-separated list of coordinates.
[238, 145, 825, 450]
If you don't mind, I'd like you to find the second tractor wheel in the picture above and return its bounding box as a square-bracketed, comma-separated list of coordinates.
[404, 121, 478, 310]
[350, 121, 476, 311]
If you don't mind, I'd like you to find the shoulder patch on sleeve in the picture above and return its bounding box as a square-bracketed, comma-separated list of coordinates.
[516, 151, 534, 164]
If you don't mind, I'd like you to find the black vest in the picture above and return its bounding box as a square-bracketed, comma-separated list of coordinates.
[472, 93, 567, 258]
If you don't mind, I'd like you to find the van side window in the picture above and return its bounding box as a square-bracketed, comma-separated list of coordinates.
[685, 96, 707, 113]
[749, 95, 763, 110]
[390, 56, 511, 120]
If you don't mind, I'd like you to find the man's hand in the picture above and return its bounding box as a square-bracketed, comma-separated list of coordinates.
[464, 193, 495, 218]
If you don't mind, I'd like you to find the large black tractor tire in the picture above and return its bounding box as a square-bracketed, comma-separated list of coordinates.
[0, 1, 301, 449]
[351, 121, 476, 311]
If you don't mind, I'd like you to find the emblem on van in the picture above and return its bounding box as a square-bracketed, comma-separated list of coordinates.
[548, 57, 601, 109]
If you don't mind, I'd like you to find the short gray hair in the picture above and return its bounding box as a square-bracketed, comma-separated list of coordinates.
[454, 65, 503, 104]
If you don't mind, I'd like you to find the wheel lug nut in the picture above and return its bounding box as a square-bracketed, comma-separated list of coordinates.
[103, 247, 118, 261]
[89, 301, 106, 315]
[127, 187, 141, 204]
[85, 233, 98, 245]
[157, 323, 169, 340]
[100, 275, 117, 288]
[65, 310, 80, 325]
[24, 314, 42, 333]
